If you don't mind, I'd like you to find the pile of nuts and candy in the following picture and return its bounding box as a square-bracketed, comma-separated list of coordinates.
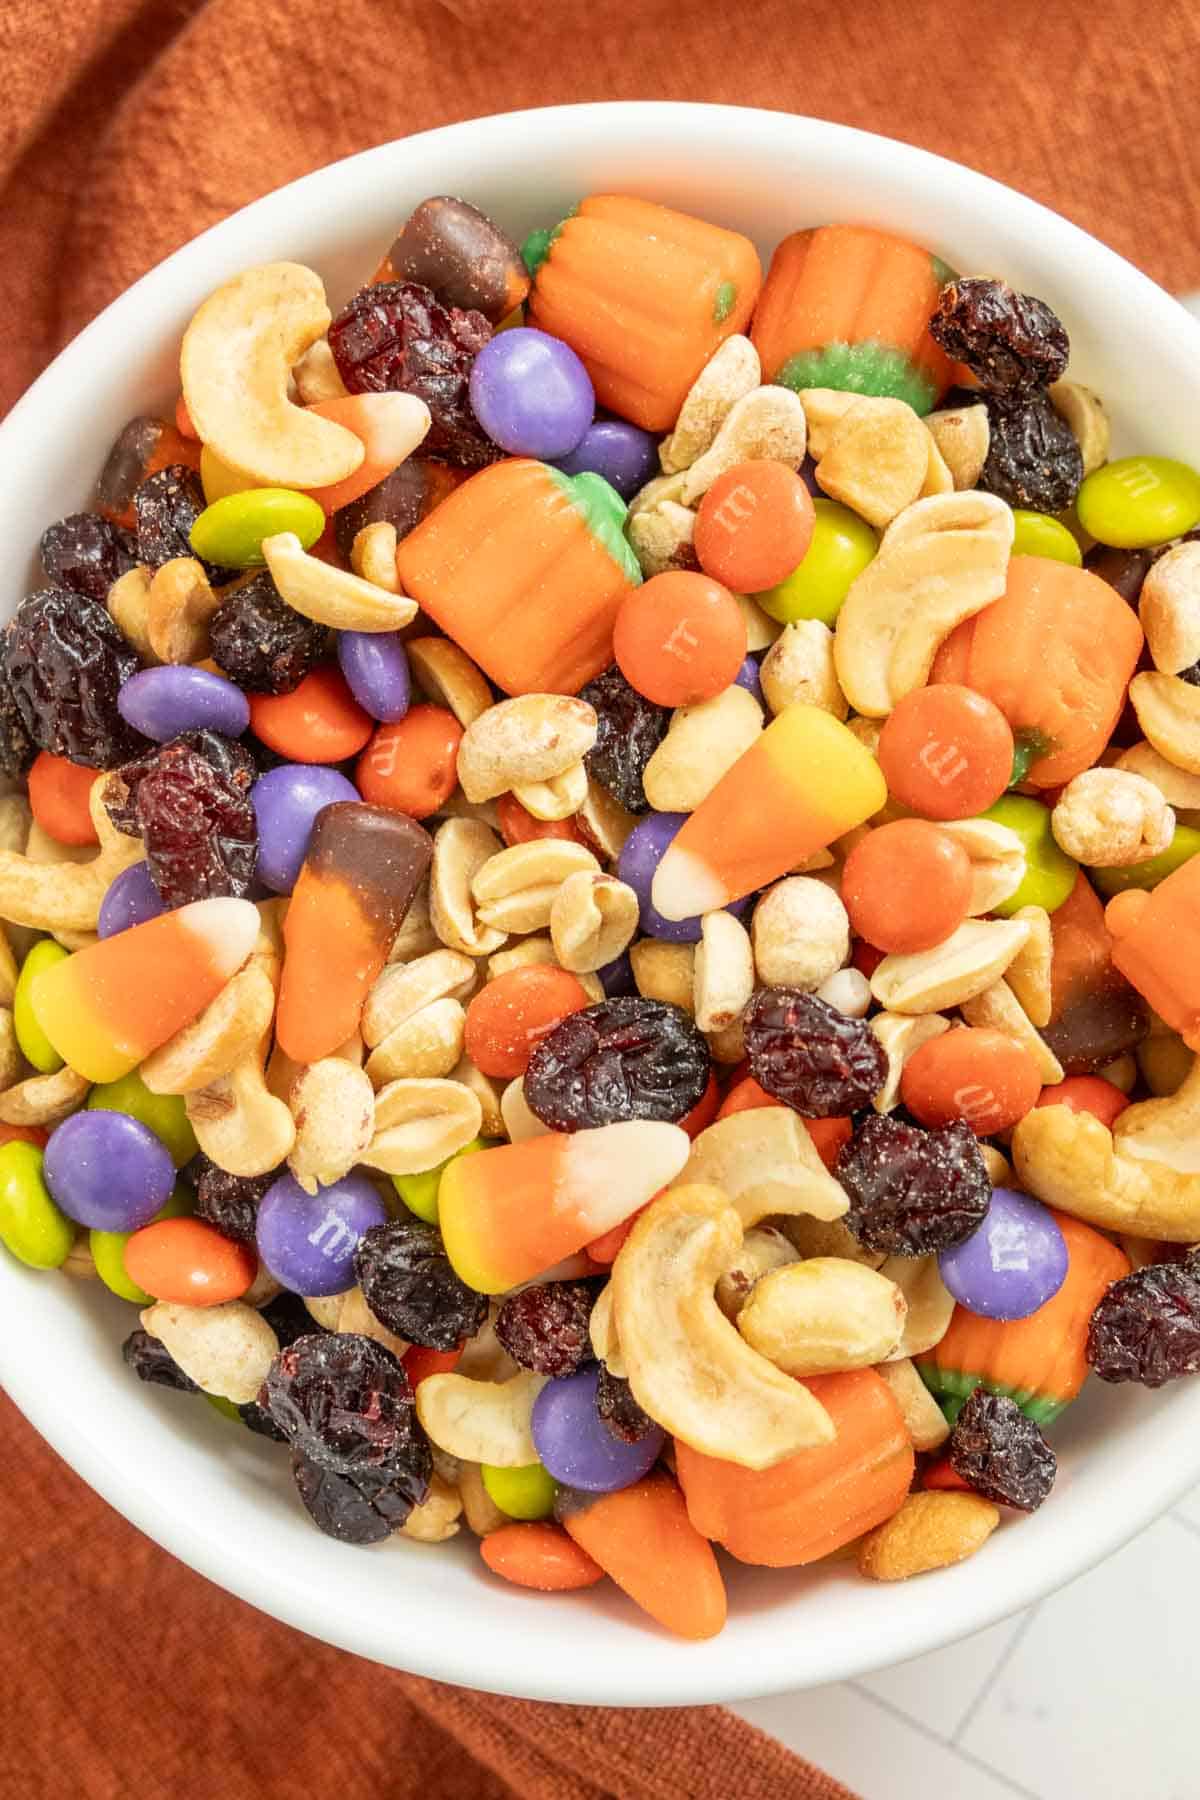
[4, 189, 1200, 1639]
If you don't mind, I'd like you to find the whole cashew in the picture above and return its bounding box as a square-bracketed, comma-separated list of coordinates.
[185, 1033, 296, 1177]
[677, 1109, 848, 1226]
[415, 1370, 547, 1466]
[0, 778, 144, 933]
[0, 1065, 90, 1127]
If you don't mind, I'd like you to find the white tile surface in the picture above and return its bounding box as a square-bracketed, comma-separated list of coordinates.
[1169, 1475, 1200, 1531]
[856, 1611, 1029, 1740]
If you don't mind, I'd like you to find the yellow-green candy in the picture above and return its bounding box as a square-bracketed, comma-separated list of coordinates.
[1011, 510, 1082, 566]
[87, 1070, 198, 1167]
[393, 1136, 489, 1225]
[758, 499, 877, 627]
[1077, 456, 1200, 550]
[0, 1140, 74, 1269]
[189, 488, 325, 569]
[482, 1461, 559, 1520]
[91, 1180, 193, 1303]
[981, 794, 1077, 915]
[205, 1393, 241, 1422]
[1093, 825, 1200, 896]
[14, 938, 68, 1072]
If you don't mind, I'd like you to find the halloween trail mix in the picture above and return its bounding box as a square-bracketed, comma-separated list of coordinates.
[4, 191, 1200, 1638]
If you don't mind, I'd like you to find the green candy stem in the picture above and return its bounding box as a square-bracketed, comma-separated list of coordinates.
[520, 205, 578, 278]
[712, 280, 737, 324]
[544, 465, 642, 588]
[914, 1361, 1068, 1429]
[1008, 730, 1054, 789]
[775, 340, 938, 416]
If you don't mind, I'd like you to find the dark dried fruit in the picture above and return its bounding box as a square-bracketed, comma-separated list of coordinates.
[328, 280, 500, 470]
[333, 458, 463, 563]
[258, 1288, 324, 1350]
[1179, 660, 1200, 688]
[524, 996, 710, 1131]
[836, 1113, 991, 1255]
[208, 570, 329, 695]
[745, 987, 887, 1118]
[495, 1279, 599, 1378]
[1082, 543, 1155, 607]
[579, 665, 670, 814]
[596, 1364, 657, 1444]
[948, 1387, 1056, 1511]
[134, 464, 234, 584]
[193, 1157, 276, 1246]
[930, 278, 1069, 397]
[238, 1401, 288, 1442]
[1086, 1261, 1200, 1386]
[40, 513, 137, 603]
[3, 588, 145, 768]
[292, 1451, 415, 1543]
[354, 1218, 488, 1351]
[1041, 981, 1148, 1077]
[977, 389, 1084, 514]
[106, 731, 257, 905]
[0, 682, 34, 779]
[122, 1328, 198, 1393]
[259, 1333, 432, 1499]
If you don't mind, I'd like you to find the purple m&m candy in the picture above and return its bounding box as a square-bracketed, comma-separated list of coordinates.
[531, 1365, 664, 1493]
[117, 666, 250, 741]
[469, 327, 594, 460]
[732, 654, 764, 707]
[337, 631, 411, 723]
[44, 1109, 174, 1232]
[552, 420, 658, 500]
[97, 861, 164, 938]
[938, 1187, 1069, 1322]
[256, 1171, 386, 1296]
[252, 763, 359, 893]
[597, 948, 636, 997]
[618, 810, 751, 943]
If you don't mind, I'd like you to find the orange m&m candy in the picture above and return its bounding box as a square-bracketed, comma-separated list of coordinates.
[248, 664, 373, 763]
[842, 819, 973, 954]
[877, 684, 1014, 821]
[901, 1026, 1043, 1135]
[694, 460, 815, 593]
[463, 965, 591, 1079]
[357, 704, 464, 820]
[613, 570, 747, 707]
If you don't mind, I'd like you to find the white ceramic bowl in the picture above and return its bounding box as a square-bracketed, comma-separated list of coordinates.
[2, 103, 1199, 1707]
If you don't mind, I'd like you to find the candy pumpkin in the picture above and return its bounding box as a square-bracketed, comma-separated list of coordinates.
[1109, 856, 1200, 1050]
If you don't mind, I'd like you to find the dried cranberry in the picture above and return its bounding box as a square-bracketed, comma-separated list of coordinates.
[208, 571, 329, 695]
[1086, 1261, 1200, 1386]
[977, 390, 1084, 514]
[745, 988, 887, 1118]
[332, 459, 461, 563]
[328, 280, 500, 470]
[930, 278, 1069, 397]
[353, 1218, 487, 1351]
[949, 1388, 1056, 1511]
[3, 588, 145, 768]
[596, 1364, 657, 1444]
[238, 1401, 288, 1442]
[292, 1451, 415, 1543]
[0, 683, 34, 780]
[524, 996, 710, 1131]
[836, 1113, 991, 1255]
[134, 464, 235, 584]
[495, 1280, 599, 1378]
[122, 1328, 198, 1393]
[258, 1289, 323, 1350]
[579, 665, 670, 814]
[259, 1333, 432, 1498]
[40, 513, 137, 602]
[193, 1157, 276, 1246]
[106, 731, 257, 906]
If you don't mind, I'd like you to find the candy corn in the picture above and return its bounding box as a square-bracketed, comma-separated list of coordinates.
[650, 705, 886, 920]
[439, 1120, 690, 1293]
[30, 898, 260, 1083]
[1108, 858, 1200, 1051]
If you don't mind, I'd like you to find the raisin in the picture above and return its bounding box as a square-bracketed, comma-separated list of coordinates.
[193, 1157, 276, 1246]
[328, 280, 500, 470]
[523, 996, 710, 1132]
[977, 390, 1084, 514]
[122, 1328, 198, 1393]
[948, 1387, 1056, 1511]
[332, 459, 462, 563]
[1083, 543, 1155, 607]
[745, 987, 887, 1118]
[238, 1401, 288, 1442]
[929, 278, 1069, 397]
[3, 588, 145, 768]
[208, 571, 329, 695]
[579, 665, 669, 815]
[134, 465, 235, 584]
[494, 1280, 599, 1378]
[836, 1114, 991, 1255]
[259, 1333, 432, 1497]
[1086, 1261, 1200, 1386]
[291, 1451, 415, 1543]
[596, 1364, 657, 1444]
[353, 1218, 488, 1351]
[40, 513, 137, 603]
[0, 682, 34, 780]
[107, 731, 257, 906]
[258, 1289, 324, 1350]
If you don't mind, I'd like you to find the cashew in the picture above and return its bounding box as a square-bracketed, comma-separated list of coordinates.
[735, 589, 783, 653]
[1051, 768, 1174, 867]
[287, 1058, 376, 1194]
[874, 1357, 950, 1451]
[795, 388, 858, 459]
[458, 696, 598, 803]
[737, 1257, 907, 1375]
[680, 385, 808, 505]
[0, 778, 144, 934]
[350, 522, 400, 592]
[429, 818, 508, 957]
[939, 818, 1027, 914]
[399, 1473, 462, 1543]
[677, 1108, 848, 1226]
[871, 1011, 952, 1111]
[449, 1054, 505, 1139]
[752, 876, 850, 991]
[292, 335, 347, 405]
[693, 909, 754, 1034]
[512, 761, 589, 823]
[612, 1185, 834, 1467]
[1139, 541, 1200, 674]
[643, 685, 763, 812]
[415, 1369, 547, 1466]
[147, 557, 222, 664]
[185, 1038, 296, 1176]
[878, 1254, 956, 1359]
[261, 531, 417, 632]
[779, 1212, 886, 1269]
[759, 620, 847, 720]
[140, 958, 278, 1095]
[816, 397, 930, 529]
[714, 1225, 798, 1320]
[0, 1009, 21, 1092]
[576, 779, 637, 861]
[106, 565, 157, 661]
[1129, 670, 1200, 775]
[406, 636, 493, 729]
[857, 1491, 999, 1582]
[1115, 741, 1200, 811]
[140, 1300, 278, 1404]
[359, 1076, 482, 1175]
[630, 939, 695, 1013]
[960, 978, 1065, 1085]
[626, 486, 698, 577]
[471, 839, 599, 936]
[925, 405, 990, 490]
[500, 1075, 550, 1144]
[549, 871, 638, 974]
[1048, 378, 1111, 476]
[834, 491, 1014, 717]
[660, 336, 762, 473]
[0, 1065, 90, 1127]
[816, 966, 873, 1018]
[335, 1283, 409, 1360]
[303, 1293, 349, 1330]
[180, 262, 364, 487]
[1005, 905, 1054, 1028]
[871, 915, 1032, 1014]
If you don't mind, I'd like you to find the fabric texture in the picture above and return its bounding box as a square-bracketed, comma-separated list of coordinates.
[2, 1, 1199, 1793]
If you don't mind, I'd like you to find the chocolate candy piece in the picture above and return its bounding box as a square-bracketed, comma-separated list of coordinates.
[381, 196, 530, 323]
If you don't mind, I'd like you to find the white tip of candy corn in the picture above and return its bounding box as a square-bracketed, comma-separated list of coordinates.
[177, 897, 261, 979]
[565, 1120, 692, 1238]
[651, 846, 728, 923]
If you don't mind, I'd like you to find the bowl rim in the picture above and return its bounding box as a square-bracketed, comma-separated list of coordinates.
[5, 99, 1200, 1707]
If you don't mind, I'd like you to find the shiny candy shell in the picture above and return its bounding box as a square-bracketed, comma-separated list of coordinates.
[43, 1109, 175, 1233]
[468, 327, 594, 460]
[117, 666, 250, 741]
[551, 419, 658, 500]
[255, 1170, 387, 1296]
[531, 1365, 665, 1493]
[938, 1187, 1069, 1322]
[97, 861, 164, 938]
[1076, 456, 1200, 549]
[251, 762, 360, 893]
[336, 631, 412, 723]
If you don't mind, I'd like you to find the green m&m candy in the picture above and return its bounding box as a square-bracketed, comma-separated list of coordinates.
[981, 794, 1077, 915]
[759, 499, 877, 627]
[1077, 456, 1200, 549]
